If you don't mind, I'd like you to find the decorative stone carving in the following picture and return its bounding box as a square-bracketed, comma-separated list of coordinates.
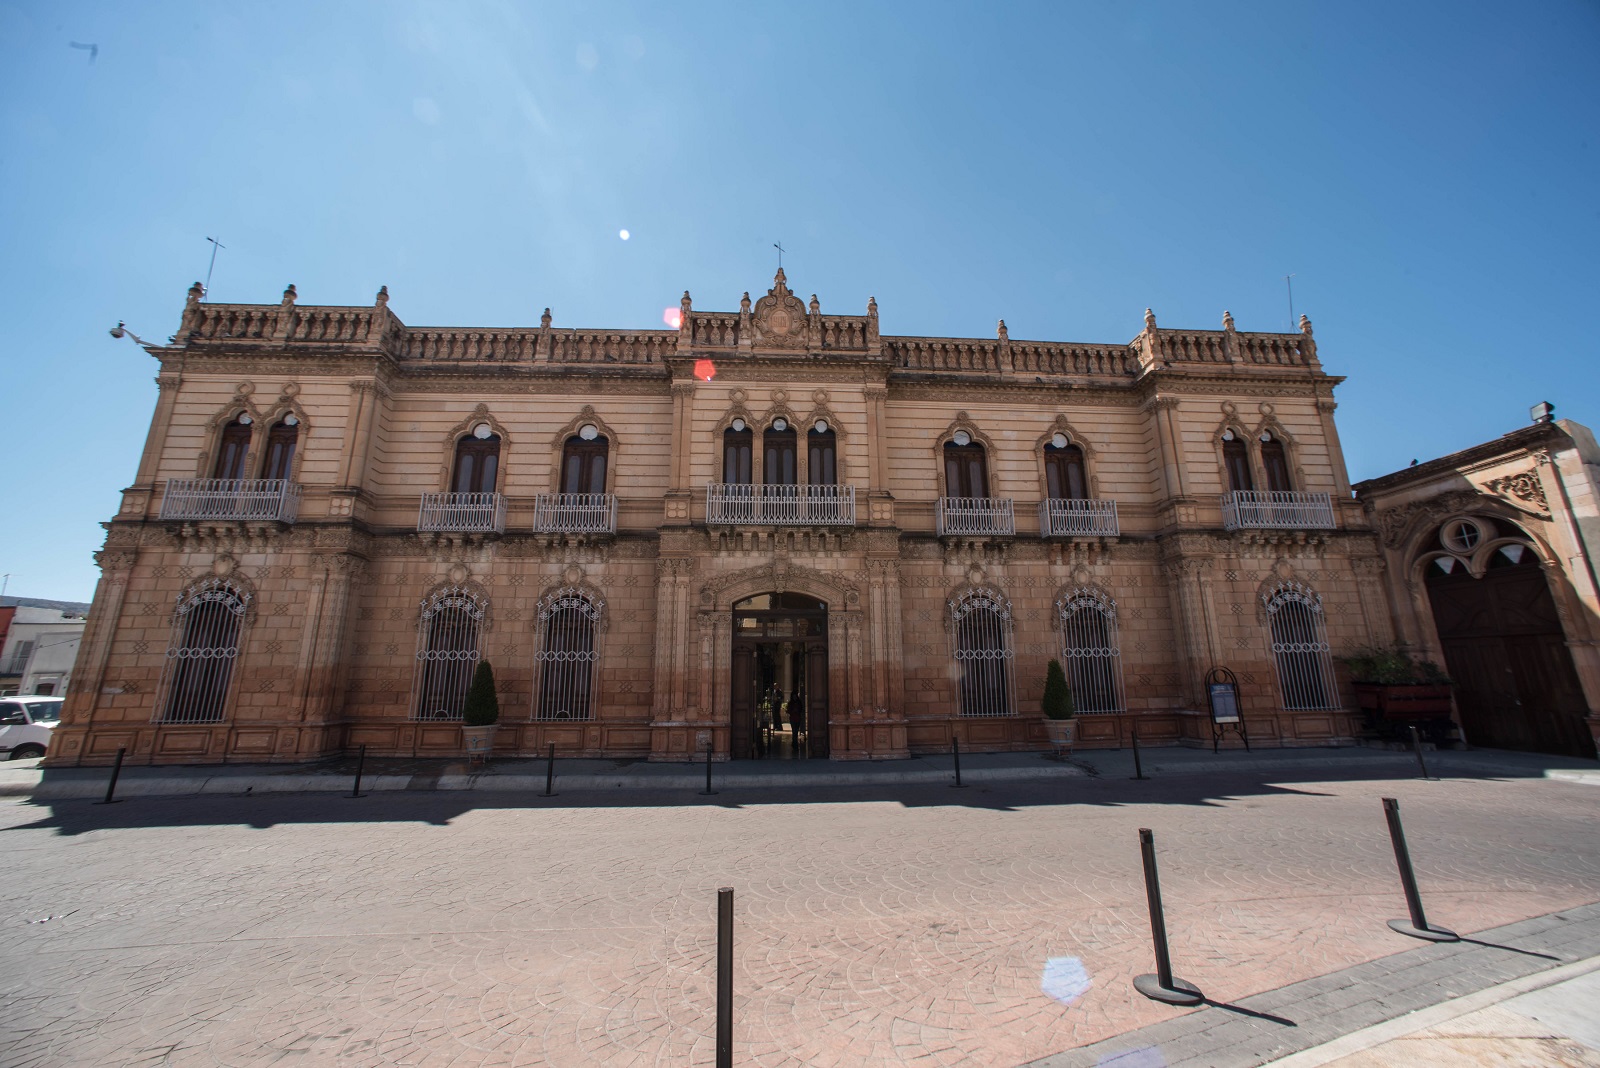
[1484, 469, 1549, 512]
[751, 269, 809, 349]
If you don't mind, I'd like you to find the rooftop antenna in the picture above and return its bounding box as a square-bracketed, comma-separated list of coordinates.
[773, 241, 785, 270]
[1285, 273, 1296, 332]
[1, 574, 9, 598]
[204, 236, 225, 299]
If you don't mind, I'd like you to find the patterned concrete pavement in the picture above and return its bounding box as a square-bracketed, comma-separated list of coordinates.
[2, 762, 1598, 1067]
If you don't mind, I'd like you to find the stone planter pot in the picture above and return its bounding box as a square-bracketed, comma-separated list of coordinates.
[461, 724, 498, 762]
[1043, 718, 1077, 748]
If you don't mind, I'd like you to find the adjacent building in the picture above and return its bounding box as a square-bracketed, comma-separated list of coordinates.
[0, 599, 88, 698]
[54, 272, 1399, 765]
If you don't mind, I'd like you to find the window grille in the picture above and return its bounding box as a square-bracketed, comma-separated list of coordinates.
[951, 588, 1015, 716]
[1263, 582, 1338, 711]
[155, 578, 250, 724]
[535, 588, 602, 721]
[1057, 587, 1124, 713]
[411, 587, 486, 720]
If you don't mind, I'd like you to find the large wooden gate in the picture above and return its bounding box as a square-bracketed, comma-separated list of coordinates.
[1427, 553, 1595, 758]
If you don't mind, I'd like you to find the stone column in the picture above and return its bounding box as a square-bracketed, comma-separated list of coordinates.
[134, 375, 183, 489]
[1162, 553, 1218, 705]
[864, 384, 894, 525]
[1145, 395, 1187, 502]
[664, 383, 696, 524]
[1316, 398, 1354, 499]
[297, 554, 365, 732]
[337, 380, 385, 491]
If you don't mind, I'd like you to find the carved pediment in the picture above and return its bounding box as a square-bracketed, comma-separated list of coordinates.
[751, 269, 809, 349]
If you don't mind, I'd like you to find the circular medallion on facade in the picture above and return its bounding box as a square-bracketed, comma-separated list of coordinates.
[579, 423, 599, 440]
[731, 418, 746, 432]
[473, 423, 493, 439]
[238, 413, 253, 425]
[773, 418, 788, 432]
[283, 414, 299, 426]
[953, 430, 971, 446]
[448, 564, 469, 585]
[814, 419, 829, 434]
[1051, 432, 1068, 449]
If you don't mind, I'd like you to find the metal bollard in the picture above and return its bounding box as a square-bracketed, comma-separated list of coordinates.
[700, 740, 718, 796]
[1131, 729, 1147, 780]
[1382, 797, 1458, 941]
[1132, 827, 1203, 1004]
[349, 744, 367, 798]
[543, 742, 557, 797]
[950, 736, 966, 788]
[94, 747, 126, 806]
[1409, 725, 1432, 780]
[716, 886, 734, 1068]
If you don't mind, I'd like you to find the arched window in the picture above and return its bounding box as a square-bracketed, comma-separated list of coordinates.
[764, 419, 797, 486]
[412, 587, 486, 720]
[560, 427, 608, 494]
[1057, 588, 1124, 713]
[944, 436, 989, 498]
[262, 415, 299, 481]
[214, 416, 253, 480]
[1260, 432, 1291, 491]
[157, 579, 250, 724]
[951, 588, 1015, 716]
[1222, 430, 1252, 492]
[808, 421, 837, 486]
[535, 588, 603, 721]
[1264, 583, 1337, 710]
[723, 422, 753, 485]
[451, 425, 500, 494]
[1044, 440, 1088, 500]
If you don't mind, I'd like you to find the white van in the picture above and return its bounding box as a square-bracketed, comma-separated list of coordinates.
[0, 696, 63, 759]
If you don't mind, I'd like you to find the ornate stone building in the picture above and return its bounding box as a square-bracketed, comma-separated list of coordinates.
[53, 270, 1390, 765]
[1355, 407, 1600, 758]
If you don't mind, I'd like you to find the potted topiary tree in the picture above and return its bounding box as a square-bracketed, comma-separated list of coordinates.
[460, 660, 500, 764]
[1341, 645, 1454, 726]
[1041, 658, 1077, 753]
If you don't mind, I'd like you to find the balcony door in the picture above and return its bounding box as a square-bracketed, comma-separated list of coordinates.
[214, 419, 251, 480]
[452, 433, 501, 494]
[560, 436, 608, 495]
[764, 423, 797, 487]
[1044, 443, 1087, 500]
[944, 441, 989, 499]
[262, 418, 298, 481]
[1223, 436, 1252, 492]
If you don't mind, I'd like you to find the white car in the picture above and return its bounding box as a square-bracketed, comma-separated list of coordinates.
[0, 696, 63, 760]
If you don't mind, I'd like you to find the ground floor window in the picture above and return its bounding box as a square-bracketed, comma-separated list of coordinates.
[1057, 587, 1124, 713]
[157, 578, 250, 724]
[951, 588, 1015, 716]
[412, 587, 486, 720]
[535, 588, 602, 721]
[1264, 582, 1337, 710]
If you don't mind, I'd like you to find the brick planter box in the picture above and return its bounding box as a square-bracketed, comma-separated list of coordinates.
[1354, 683, 1454, 720]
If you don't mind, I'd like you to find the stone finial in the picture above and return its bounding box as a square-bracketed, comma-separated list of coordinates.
[282, 284, 298, 306]
[809, 293, 820, 316]
[997, 319, 1009, 342]
[1144, 308, 1157, 331]
[1299, 314, 1313, 337]
[1222, 310, 1235, 332]
[540, 308, 552, 330]
[740, 291, 752, 314]
[867, 296, 878, 318]
[375, 285, 389, 306]
[186, 281, 204, 305]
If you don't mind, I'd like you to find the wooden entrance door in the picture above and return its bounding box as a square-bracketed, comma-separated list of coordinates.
[731, 645, 755, 760]
[1427, 553, 1595, 758]
[805, 641, 829, 758]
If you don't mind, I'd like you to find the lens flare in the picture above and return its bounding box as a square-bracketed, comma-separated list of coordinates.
[619, 229, 630, 241]
[693, 358, 716, 381]
[663, 308, 682, 329]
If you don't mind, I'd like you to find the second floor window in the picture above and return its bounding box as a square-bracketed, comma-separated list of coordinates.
[214, 417, 252, 480]
[723, 423, 752, 485]
[1261, 433, 1292, 491]
[808, 422, 837, 486]
[944, 436, 989, 498]
[452, 426, 500, 494]
[262, 416, 299, 481]
[560, 431, 608, 495]
[764, 419, 796, 486]
[1222, 432, 1252, 492]
[1044, 440, 1087, 500]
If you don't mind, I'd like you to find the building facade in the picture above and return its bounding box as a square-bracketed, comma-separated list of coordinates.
[52, 272, 1390, 765]
[1354, 407, 1600, 758]
[0, 601, 88, 697]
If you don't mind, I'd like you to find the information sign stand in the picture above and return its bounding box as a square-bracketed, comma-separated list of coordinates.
[1204, 666, 1250, 753]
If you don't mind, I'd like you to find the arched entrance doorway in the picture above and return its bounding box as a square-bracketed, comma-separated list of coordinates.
[1425, 518, 1596, 759]
[730, 593, 828, 759]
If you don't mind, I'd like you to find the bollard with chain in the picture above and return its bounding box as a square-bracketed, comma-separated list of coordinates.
[1408, 725, 1432, 780]
[1133, 827, 1203, 1004]
[1382, 797, 1458, 941]
[700, 740, 718, 796]
[349, 744, 367, 798]
[94, 746, 126, 806]
[716, 886, 733, 1068]
[950, 735, 966, 788]
[542, 742, 557, 797]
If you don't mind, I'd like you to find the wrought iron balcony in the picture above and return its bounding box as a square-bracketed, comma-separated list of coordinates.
[1221, 490, 1336, 531]
[937, 496, 1016, 536]
[1039, 497, 1120, 537]
[706, 483, 856, 526]
[159, 479, 302, 523]
[418, 492, 507, 534]
[532, 493, 617, 534]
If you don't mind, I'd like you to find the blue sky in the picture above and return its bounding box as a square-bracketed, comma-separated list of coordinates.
[2, 1, 1597, 602]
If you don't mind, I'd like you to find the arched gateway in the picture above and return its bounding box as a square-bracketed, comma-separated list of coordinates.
[730, 593, 829, 759]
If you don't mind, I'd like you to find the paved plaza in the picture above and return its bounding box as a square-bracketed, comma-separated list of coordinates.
[2, 755, 1598, 1067]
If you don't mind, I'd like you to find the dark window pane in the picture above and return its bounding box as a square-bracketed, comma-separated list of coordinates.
[214, 421, 251, 480]
[1262, 440, 1291, 491]
[1223, 439, 1253, 492]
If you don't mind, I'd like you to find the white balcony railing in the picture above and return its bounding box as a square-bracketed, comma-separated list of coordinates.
[159, 479, 302, 523]
[937, 496, 1016, 536]
[1040, 497, 1120, 537]
[418, 492, 507, 534]
[706, 483, 856, 526]
[532, 493, 617, 534]
[1222, 490, 1336, 531]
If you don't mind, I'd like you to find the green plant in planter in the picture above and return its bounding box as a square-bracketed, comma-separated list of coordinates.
[1340, 645, 1451, 685]
[1041, 659, 1076, 720]
[462, 660, 500, 726]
